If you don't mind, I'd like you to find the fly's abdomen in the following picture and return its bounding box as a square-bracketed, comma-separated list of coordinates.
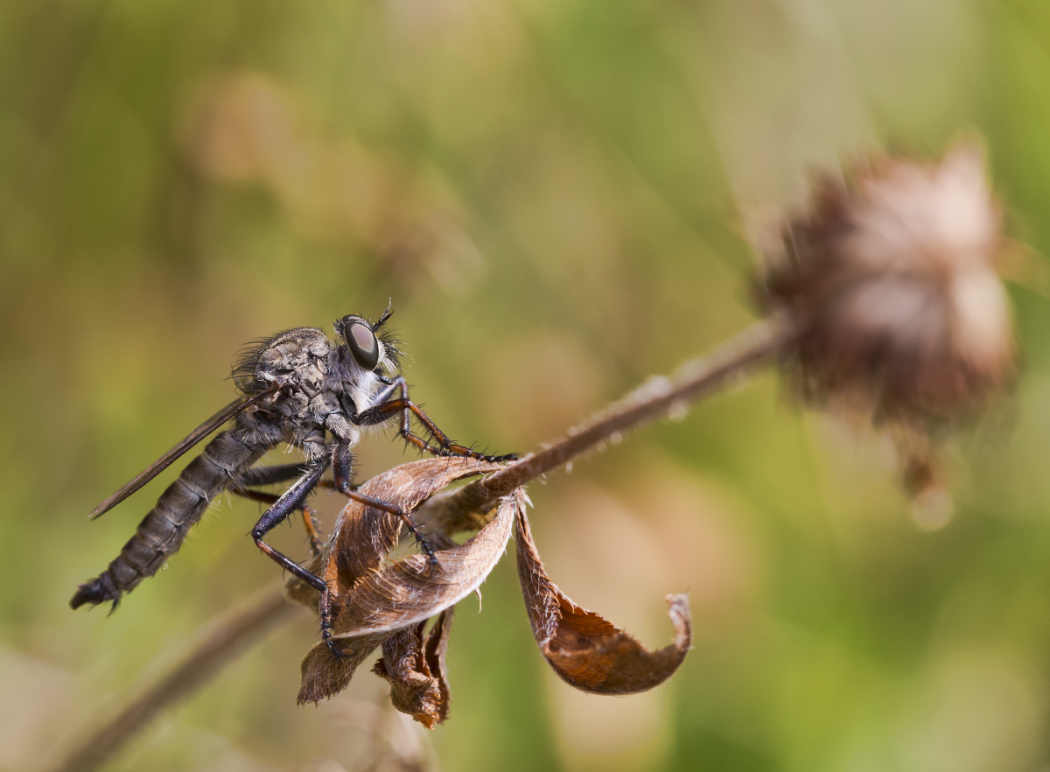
[70, 431, 269, 609]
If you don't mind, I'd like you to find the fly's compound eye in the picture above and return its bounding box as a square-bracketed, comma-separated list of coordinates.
[344, 322, 380, 370]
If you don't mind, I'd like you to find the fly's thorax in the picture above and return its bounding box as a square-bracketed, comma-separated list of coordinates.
[250, 328, 334, 415]
[324, 413, 360, 448]
[230, 326, 340, 458]
[290, 425, 328, 458]
[244, 327, 332, 394]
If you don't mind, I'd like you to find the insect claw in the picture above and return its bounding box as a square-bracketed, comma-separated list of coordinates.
[323, 635, 347, 660]
[319, 586, 345, 658]
[420, 550, 441, 579]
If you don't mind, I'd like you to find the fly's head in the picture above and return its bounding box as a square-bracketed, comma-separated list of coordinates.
[331, 307, 402, 414]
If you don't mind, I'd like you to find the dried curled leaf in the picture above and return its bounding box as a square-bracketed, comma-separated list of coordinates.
[372, 609, 454, 729]
[296, 458, 522, 705]
[329, 489, 520, 638]
[515, 505, 692, 695]
[286, 457, 503, 610]
[329, 459, 505, 594]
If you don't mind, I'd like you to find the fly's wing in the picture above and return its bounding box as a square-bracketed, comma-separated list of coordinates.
[89, 385, 280, 519]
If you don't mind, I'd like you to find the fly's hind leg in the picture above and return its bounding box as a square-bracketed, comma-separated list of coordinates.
[355, 376, 516, 463]
[244, 482, 340, 657]
[247, 462, 329, 591]
[299, 508, 325, 558]
[231, 487, 326, 557]
[233, 462, 311, 488]
[231, 462, 329, 556]
[235, 459, 343, 656]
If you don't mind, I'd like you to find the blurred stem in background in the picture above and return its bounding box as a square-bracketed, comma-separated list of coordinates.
[46, 582, 299, 772]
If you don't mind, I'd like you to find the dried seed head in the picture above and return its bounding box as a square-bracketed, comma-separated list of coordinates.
[759, 142, 1015, 426]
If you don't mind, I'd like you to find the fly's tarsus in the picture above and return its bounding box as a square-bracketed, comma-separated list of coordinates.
[320, 588, 344, 660]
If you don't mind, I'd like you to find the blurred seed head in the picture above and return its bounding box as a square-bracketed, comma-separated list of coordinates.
[758, 142, 1015, 428]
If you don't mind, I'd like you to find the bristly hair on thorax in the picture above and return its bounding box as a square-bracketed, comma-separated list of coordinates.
[231, 333, 295, 395]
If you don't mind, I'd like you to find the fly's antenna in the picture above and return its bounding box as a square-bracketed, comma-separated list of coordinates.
[373, 299, 394, 330]
[374, 302, 403, 373]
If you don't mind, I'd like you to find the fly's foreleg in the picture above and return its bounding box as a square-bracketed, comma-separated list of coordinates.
[249, 463, 329, 590]
[355, 376, 515, 463]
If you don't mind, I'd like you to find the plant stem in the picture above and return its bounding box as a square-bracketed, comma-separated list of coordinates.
[47, 582, 300, 772]
[417, 316, 793, 533]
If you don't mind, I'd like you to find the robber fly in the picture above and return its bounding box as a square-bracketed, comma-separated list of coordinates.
[71, 308, 511, 613]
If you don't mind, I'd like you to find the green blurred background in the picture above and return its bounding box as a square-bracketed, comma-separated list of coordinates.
[4, 0, 1050, 770]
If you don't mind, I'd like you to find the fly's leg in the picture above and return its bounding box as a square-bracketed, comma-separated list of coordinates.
[300, 509, 325, 558]
[231, 460, 332, 557]
[345, 487, 440, 570]
[324, 442, 437, 568]
[233, 462, 311, 488]
[231, 487, 326, 557]
[319, 586, 344, 659]
[332, 443, 354, 494]
[355, 376, 516, 463]
[236, 457, 342, 653]
[248, 463, 329, 591]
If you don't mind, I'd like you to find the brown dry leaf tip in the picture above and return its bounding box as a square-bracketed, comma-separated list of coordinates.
[759, 141, 1015, 427]
[514, 505, 692, 695]
[372, 609, 454, 730]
